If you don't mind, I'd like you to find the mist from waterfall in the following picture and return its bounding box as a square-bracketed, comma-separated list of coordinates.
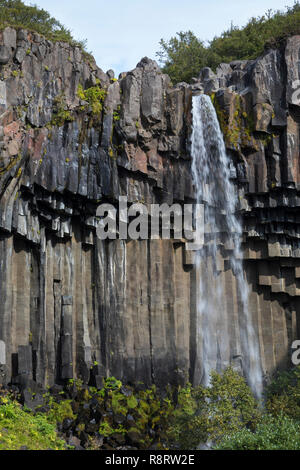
[191, 94, 263, 399]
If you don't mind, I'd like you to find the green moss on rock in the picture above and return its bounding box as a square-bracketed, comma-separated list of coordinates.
[77, 83, 106, 116]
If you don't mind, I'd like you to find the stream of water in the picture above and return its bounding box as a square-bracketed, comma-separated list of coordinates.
[191, 94, 263, 398]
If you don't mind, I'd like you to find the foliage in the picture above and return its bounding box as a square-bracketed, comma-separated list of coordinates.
[204, 368, 260, 439]
[165, 384, 207, 449]
[208, 3, 300, 67]
[216, 414, 300, 450]
[98, 421, 126, 438]
[0, 393, 66, 450]
[157, 2, 300, 83]
[51, 94, 74, 127]
[113, 106, 121, 122]
[266, 365, 300, 421]
[77, 83, 106, 116]
[68, 378, 83, 389]
[3, 367, 300, 451]
[211, 93, 257, 151]
[45, 396, 75, 425]
[156, 31, 209, 85]
[215, 366, 300, 450]
[0, 0, 86, 49]
[166, 368, 260, 449]
[91, 377, 175, 449]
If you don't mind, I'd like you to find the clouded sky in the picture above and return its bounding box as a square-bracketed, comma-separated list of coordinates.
[25, 0, 297, 75]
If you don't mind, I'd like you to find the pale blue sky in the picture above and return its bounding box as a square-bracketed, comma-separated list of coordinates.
[25, 0, 297, 75]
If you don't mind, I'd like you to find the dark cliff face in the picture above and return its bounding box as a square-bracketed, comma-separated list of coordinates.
[0, 26, 300, 390]
[0, 27, 194, 389]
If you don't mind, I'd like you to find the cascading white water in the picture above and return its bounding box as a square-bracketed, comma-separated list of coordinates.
[191, 94, 263, 398]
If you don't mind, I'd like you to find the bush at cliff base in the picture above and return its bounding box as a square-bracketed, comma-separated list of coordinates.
[215, 414, 300, 450]
[266, 365, 300, 421]
[166, 365, 300, 450]
[214, 365, 300, 451]
[165, 368, 260, 449]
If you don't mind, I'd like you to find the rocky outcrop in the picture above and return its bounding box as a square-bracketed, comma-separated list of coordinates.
[1, 26, 300, 390]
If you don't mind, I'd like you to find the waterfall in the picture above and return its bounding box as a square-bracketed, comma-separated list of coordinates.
[191, 94, 263, 398]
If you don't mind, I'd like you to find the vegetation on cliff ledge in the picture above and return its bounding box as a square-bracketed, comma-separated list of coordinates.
[157, 1, 300, 83]
[0, 0, 87, 49]
[77, 83, 107, 116]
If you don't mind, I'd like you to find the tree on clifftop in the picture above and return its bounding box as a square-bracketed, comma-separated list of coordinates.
[156, 1, 300, 84]
[156, 31, 209, 85]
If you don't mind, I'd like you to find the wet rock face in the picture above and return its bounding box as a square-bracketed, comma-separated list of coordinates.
[1, 26, 300, 390]
[194, 36, 300, 380]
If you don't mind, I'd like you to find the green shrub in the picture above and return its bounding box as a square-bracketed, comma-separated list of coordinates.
[46, 397, 75, 425]
[156, 31, 209, 85]
[165, 384, 207, 449]
[166, 368, 260, 449]
[113, 106, 121, 122]
[266, 365, 300, 421]
[51, 94, 74, 126]
[77, 83, 106, 116]
[204, 368, 260, 440]
[216, 414, 300, 450]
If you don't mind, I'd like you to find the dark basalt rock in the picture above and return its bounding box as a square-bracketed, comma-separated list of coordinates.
[0, 46, 11, 64]
[0, 26, 300, 392]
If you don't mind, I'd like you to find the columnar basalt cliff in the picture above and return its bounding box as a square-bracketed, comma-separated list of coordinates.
[195, 36, 300, 381]
[0, 26, 299, 391]
[0, 27, 194, 390]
